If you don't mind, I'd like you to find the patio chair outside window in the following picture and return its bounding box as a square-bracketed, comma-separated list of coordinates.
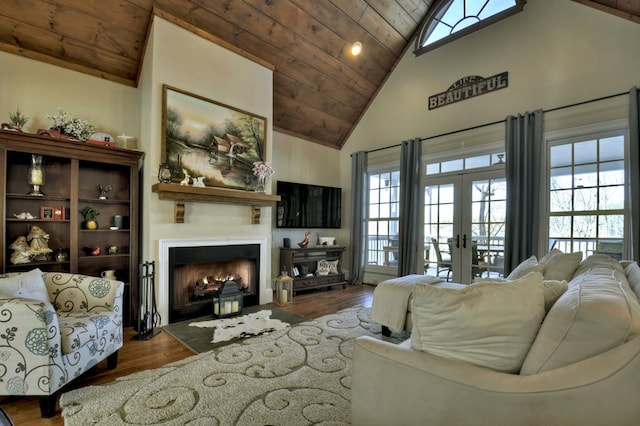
[431, 238, 452, 281]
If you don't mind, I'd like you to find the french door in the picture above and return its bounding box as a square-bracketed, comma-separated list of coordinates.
[422, 169, 506, 283]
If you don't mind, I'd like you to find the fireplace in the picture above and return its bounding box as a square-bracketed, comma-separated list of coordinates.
[159, 238, 270, 325]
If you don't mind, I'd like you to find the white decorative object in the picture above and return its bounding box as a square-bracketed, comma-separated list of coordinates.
[252, 161, 274, 192]
[45, 107, 95, 141]
[317, 259, 331, 275]
[189, 310, 289, 343]
[192, 176, 205, 187]
[116, 133, 137, 149]
[180, 169, 191, 186]
[319, 237, 336, 246]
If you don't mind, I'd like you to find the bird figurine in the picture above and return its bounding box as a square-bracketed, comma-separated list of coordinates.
[13, 212, 36, 219]
[298, 231, 311, 248]
[98, 184, 113, 199]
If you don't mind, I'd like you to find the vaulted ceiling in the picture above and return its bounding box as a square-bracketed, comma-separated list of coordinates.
[0, 1, 638, 150]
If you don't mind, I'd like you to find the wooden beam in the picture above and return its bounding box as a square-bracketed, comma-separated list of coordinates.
[152, 183, 280, 207]
[571, 0, 640, 24]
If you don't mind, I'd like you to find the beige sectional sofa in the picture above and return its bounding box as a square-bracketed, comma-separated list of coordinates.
[353, 254, 640, 426]
[0, 270, 123, 417]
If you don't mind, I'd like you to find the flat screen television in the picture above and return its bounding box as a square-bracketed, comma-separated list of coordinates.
[276, 181, 342, 229]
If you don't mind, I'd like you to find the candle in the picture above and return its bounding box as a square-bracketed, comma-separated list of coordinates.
[214, 303, 219, 315]
[30, 169, 43, 185]
[224, 301, 231, 314]
[231, 301, 239, 312]
[282, 289, 288, 304]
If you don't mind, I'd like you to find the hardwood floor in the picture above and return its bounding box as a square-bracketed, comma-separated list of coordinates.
[0, 284, 374, 425]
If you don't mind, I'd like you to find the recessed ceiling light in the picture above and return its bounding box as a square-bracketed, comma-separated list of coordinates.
[351, 41, 362, 56]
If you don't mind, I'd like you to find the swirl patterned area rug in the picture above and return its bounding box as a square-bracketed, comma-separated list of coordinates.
[60, 306, 384, 425]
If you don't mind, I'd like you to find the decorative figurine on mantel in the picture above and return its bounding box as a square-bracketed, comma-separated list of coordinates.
[180, 169, 191, 186]
[298, 231, 311, 248]
[98, 184, 113, 200]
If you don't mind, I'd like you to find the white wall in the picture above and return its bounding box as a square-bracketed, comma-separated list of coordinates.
[0, 51, 140, 140]
[339, 0, 640, 280]
[270, 132, 343, 273]
[139, 17, 277, 321]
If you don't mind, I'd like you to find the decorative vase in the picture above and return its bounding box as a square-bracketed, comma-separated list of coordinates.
[27, 154, 45, 196]
[255, 175, 267, 193]
[84, 220, 98, 230]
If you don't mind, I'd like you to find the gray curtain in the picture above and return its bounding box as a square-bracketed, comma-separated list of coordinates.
[630, 87, 640, 261]
[349, 151, 368, 284]
[398, 138, 422, 276]
[504, 110, 543, 273]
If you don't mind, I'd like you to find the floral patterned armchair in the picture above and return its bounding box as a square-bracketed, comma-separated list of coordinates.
[0, 270, 123, 417]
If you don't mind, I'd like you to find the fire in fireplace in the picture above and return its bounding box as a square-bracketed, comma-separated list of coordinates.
[168, 244, 260, 323]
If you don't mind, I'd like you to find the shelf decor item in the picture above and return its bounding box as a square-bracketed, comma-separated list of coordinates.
[252, 161, 274, 193]
[158, 163, 172, 183]
[44, 107, 95, 141]
[212, 280, 243, 319]
[79, 206, 100, 229]
[98, 184, 113, 200]
[298, 231, 311, 248]
[7, 106, 29, 131]
[27, 154, 45, 196]
[273, 271, 293, 306]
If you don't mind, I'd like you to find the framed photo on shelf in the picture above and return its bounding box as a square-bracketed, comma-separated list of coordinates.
[41, 206, 65, 220]
[161, 84, 267, 191]
[52, 206, 64, 220]
[40, 206, 53, 219]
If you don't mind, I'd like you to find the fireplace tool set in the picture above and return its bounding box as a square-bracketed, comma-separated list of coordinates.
[133, 260, 161, 340]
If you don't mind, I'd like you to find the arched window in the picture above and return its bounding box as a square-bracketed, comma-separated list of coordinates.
[414, 0, 526, 56]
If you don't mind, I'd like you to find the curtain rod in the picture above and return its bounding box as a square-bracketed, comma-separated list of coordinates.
[357, 90, 629, 156]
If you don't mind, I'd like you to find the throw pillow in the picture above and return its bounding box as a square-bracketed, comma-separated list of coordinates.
[410, 272, 545, 373]
[0, 268, 49, 303]
[539, 248, 562, 264]
[326, 259, 339, 274]
[316, 259, 330, 275]
[506, 255, 542, 280]
[541, 279, 569, 312]
[539, 250, 583, 281]
[474, 276, 568, 312]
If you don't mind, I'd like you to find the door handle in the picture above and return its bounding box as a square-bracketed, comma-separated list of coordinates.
[462, 234, 467, 249]
[455, 234, 460, 249]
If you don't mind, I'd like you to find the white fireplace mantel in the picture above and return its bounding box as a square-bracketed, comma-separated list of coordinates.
[158, 237, 270, 326]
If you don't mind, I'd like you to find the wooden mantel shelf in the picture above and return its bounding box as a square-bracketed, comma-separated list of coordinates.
[151, 182, 281, 223]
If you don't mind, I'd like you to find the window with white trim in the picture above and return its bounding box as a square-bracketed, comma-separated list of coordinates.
[415, 0, 525, 56]
[547, 129, 627, 259]
[367, 169, 400, 267]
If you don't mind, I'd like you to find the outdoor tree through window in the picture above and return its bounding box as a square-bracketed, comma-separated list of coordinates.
[548, 131, 627, 259]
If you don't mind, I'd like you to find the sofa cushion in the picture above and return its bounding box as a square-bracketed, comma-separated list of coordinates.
[625, 262, 640, 301]
[0, 268, 49, 303]
[506, 255, 543, 280]
[571, 254, 627, 286]
[539, 250, 583, 281]
[410, 272, 545, 373]
[520, 267, 640, 375]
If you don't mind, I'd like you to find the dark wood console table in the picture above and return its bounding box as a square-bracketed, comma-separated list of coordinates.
[280, 246, 347, 294]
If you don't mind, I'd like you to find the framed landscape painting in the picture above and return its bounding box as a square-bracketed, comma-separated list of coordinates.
[161, 85, 267, 191]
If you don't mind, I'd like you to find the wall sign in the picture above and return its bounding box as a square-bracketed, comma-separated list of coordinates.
[428, 72, 508, 110]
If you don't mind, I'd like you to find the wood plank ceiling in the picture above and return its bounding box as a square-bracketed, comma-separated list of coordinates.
[0, 1, 637, 150]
